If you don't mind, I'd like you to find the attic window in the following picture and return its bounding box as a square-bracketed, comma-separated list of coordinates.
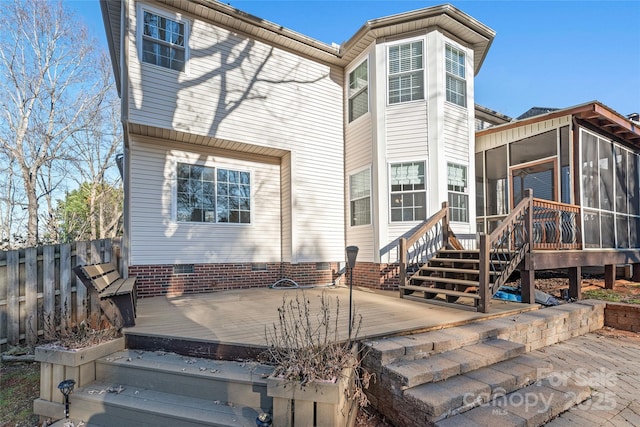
[141, 9, 187, 72]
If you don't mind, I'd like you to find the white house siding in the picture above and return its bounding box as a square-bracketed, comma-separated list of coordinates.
[345, 108, 375, 262]
[444, 103, 474, 235]
[128, 136, 282, 265]
[384, 102, 430, 264]
[126, 2, 345, 264]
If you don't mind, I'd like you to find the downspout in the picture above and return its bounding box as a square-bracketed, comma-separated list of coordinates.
[121, 0, 131, 277]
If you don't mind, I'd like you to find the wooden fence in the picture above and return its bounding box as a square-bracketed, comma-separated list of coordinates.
[0, 238, 122, 351]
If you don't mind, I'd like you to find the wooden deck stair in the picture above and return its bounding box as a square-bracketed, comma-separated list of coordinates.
[60, 350, 274, 426]
[400, 248, 514, 309]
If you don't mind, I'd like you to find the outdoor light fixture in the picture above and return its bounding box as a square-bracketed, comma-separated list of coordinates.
[58, 379, 76, 419]
[346, 246, 359, 340]
[256, 412, 272, 426]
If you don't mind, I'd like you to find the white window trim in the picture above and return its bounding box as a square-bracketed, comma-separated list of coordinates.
[388, 159, 428, 223]
[347, 58, 369, 123]
[349, 166, 372, 227]
[172, 157, 252, 226]
[386, 36, 426, 106]
[137, 3, 190, 74]
[447, 162, 469, 223]
[444, 42, 467, 108]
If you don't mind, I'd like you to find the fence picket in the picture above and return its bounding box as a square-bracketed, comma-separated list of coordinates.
[43, 245, 56, 338]
[0, 238, 121, 350]
[7, 250, 19, 345]
[75, 241, 88, 324]
[25, 247, 38, 345]
[59, 243, 72, 331]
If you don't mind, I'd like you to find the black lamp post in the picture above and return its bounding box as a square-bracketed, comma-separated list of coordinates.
[58, 379, 76, 419]
[346, 246, 359, 340]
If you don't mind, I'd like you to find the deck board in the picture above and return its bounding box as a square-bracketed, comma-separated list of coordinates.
[126, 286, 534, 348]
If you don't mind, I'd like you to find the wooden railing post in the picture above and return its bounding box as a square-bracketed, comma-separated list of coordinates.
[441, 201, 449, 248]
[478, 233, 490, 313]
[399, 238, 407, 298]
[521, 189, 535, 304]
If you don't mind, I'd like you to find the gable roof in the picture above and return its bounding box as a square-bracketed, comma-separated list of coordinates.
[477, 101, 640, 149]
[101, 0, 496, 93]
[516, 107, 560, 120]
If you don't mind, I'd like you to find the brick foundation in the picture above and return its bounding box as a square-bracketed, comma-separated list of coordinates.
[129, 262, 342, 298]
[604, 302, 640, 332]
[350, 262, 400, 291]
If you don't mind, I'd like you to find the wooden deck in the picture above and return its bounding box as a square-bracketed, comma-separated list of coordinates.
[124, 286, 536, 359]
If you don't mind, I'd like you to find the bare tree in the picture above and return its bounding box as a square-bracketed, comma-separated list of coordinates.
[0, 0, 111, 247]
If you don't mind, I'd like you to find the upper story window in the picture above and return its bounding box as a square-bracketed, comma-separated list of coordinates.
[348, 60, 368, 122]
[445, 44, 466, 107]
[390, 161, 426, 222]
[350, 168, 371, 226]
[177, 163, 250, 224]
[388, 41, 424, 104]
[142, 9, 187, 72]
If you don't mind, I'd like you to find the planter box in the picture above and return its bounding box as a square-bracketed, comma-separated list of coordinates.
[33, 337, 125, 419]
[267, 368, 357, 427]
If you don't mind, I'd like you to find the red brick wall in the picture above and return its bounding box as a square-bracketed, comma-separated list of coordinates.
[129, 262, 342, 298]
[350, 262, 400, 291]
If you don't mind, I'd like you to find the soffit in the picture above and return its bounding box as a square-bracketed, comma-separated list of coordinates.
[128, 123, 288, 161]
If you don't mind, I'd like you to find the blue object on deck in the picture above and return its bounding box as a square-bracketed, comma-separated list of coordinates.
[493, 285, 560, 306]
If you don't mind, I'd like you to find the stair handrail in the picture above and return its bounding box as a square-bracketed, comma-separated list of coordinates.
[478, 189, 534, 312]
[399, 202, 450, 290]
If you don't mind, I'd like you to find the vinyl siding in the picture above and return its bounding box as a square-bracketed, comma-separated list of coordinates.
[443, 104, 469, 165]
[385, 102, 429, 161]
[345, 113, 375, 261]
[128, 136, 281, 265]
[126, 2, 345, 264]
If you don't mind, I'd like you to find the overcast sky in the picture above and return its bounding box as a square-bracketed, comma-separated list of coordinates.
[69, 0, 640, 119]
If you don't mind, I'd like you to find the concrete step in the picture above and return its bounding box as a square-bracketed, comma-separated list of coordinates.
[403, 354, 552, 422]
[69, 380, 263, 427]
[385, 339, 526, 388]
[95, 350, 272, 409]
[434, 376, 591, 427]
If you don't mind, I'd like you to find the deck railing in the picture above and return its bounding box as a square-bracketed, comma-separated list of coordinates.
[531, 198, 582, 250]
[398, 202, 450, 291]
[478, 190, 534, 312]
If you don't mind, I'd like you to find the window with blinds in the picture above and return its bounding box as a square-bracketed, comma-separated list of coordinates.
[390, 161, 426, 221]
[350, 168, 371, 226]
[445, 44, 466, 107]
[349, 60, 368, 122]
[448, 163, 469, 222]
[388, 41, 424, 104]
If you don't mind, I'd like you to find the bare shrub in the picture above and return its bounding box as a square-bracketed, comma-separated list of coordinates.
[261, 290, 374, 408]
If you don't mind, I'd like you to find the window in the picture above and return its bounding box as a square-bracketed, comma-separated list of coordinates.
[350, 168, 371, 226]
[348, 60, 368, 122]
[176, 163, 250, 224]
[142, 10, 186, 71]
[388, 41, 424, 104]
[445, 44, 466, 107]
[448, 163, 469, 222]
[390, 162, 426, 222]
